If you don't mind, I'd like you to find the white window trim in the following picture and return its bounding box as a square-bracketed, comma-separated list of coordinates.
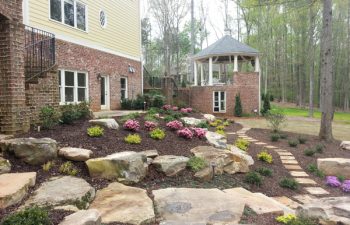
[49, 0, 89, 33]
[59, 69, 89, 105]
[213, 91, 226, 113]
[121, 77, 128, 99]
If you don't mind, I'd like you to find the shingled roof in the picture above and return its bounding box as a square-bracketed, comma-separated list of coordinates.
[193, 35, 259, 60]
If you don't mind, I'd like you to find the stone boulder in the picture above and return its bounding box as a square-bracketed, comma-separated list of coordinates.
[0, 172, 36, 209]
[90, 182, 155, 225]
[86, 151, 147, 183]
[89, 119, 119, 130]
[59, 209, 102, 225]
[139, 149, 159, 158]
[1, 138, 57, 165]
[194, 167, 213, 182]
[340, 141, 350, 151]
[190, 146, 253, 175]
[205, 131, 227, 149]
[181, 117, 205, 126]
[152, 155, 189, 176]
[317, 158, 350, 179]
[203, 114, 216, 122]
[24, 176, 95, 209]
[296, 197, 350, 225]
[0, 157, 11, 174]
[59, 147, 93, 161]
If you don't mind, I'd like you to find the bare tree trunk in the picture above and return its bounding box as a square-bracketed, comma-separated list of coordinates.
[319, 0, 334, 142]
[345, 0, 350, 111]
[190, 0, 195, 81]
[308, 1, 315, 117]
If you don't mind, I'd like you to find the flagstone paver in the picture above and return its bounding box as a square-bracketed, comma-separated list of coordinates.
[292, 195, 316, 204]
[280, 156, 296, 160]
[277, 152, 294, 156]
[284, 164, 303, 170]
[272, 196, 301, 210]
[304, 187, 330, 195]
[281, 159, 299, 164]
[274, 149, 288, 152]
[295, 178, 317, 185]
[255, 142, 267, 145]
[265, 145, 278, 149]
[290, 171, 309, 177]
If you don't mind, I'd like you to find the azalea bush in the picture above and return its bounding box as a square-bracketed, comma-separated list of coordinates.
[192, 128, 207, 138]
[166, 120, 184, 130]
[144, 121, 158, 131]
[123, 119, 140, 131]
[172, 106, 179, 111]
[150, 128, 166, 140]
[124, 134, 141, 144]
[177, 128, 194, 139]
[162, 104, 172, 111]
[180, 108, 193, 113]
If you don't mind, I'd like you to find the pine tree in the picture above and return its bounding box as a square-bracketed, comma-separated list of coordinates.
[234, 93, 243, 117]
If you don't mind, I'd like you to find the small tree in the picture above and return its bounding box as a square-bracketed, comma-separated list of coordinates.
[234, 93, 243, 117]
[265, 108, 287, 133]
[261, 93, 271, 115]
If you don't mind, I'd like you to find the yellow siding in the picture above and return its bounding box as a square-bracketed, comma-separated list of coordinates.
[28, 0, 141, 59]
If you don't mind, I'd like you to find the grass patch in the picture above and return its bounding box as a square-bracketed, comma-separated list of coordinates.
[187, 157, 207, 172]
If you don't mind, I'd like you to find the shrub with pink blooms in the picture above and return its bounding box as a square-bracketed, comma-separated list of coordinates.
[177, 128, 194, 139]
[123, 119, 140, 131]
[172, 106, 178, 111]
[180, 108, 193, 113]
[192, 128, 206, 138]
[341, 180, 350, 192]
[144, 121, 158, 131]
[162, 105, 172, 111]
[326, 176, 342, 187]
[166, 120, 183, 130]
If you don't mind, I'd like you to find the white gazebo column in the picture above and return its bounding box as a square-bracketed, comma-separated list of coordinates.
[209, 57, 213, 85]
[233, 55, 238, 72]
[200, 63, 204, 86]
[255, 56, 260, 72]
[193, 61, 198, 86]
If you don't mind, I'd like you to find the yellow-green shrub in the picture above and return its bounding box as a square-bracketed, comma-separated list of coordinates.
[257, 150, 273, 164]
[42, 161, 54, 172]
[150, 128, 166, 140]
[235, 138, 250, 151]
[124, 134, 141, 144]
[59, 161, 78, 176]
[223, 121, 230, 126]
[276, 214, 297, 224]
[216, 129, 226, 136]
[216, 125, 225, 131]
[87, 126, 104, 137]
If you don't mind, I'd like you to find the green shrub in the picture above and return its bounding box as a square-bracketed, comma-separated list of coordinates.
[147, 107, 160, 115]
[60, 102, 89, 124]
[270, 133, 280, 142]
[298, 136, 308, 144]
[234, 93, 243, 117]
[187, 157, 207, 172]
[124, 134, 141, 144]
[286, 217, 318, 225]
[279, 177, 298, 190]
[337, 175, 345, 182]
[256, 167, 273, 177]
[87, 126, 104, 137]
[1, 206, 50, 225]
[119, 112, 140, 123]
[235, 138, 250, 151]
[42, 161, 54, 172]
[315, 144, 324, 153]
[304, 148, 316, 157]
[307, 164, 325, 178]
[257, 150, 273, 164]
[216, 125, 225, 131]
[223, 121, 230, 126]
[279, 133, 288, 139]
[59, 161, 78, 176]
[265, 108, 286, 133]
[150, 128, 166, 140]
[76, 101, 90, 118]
[261, 93, 271, 115]
[288, 139, 299, 147]
[144, 114, 158, 122]
[164, 115, 176, 123]
[197, 121, 209, 129]
[39, 106, 61, 129]
[152, 94, 165, 108]
[244, 172, 263, 186]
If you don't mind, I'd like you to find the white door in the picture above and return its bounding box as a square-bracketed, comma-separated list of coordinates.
[100, 75, 110, 110]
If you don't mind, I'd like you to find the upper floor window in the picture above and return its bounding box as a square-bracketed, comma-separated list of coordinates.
[50, 0, 87, 31]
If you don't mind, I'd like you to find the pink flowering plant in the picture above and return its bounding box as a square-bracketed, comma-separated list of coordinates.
[144, 121, 158, 131]
[180, 108, 193, 113]
[192, 128, 207, 138]
[172, 106, 179, 111]
[123, 119, 140, 132]
[162, 105, 172, 111]
[166, 120, 184, 130]
[341, 180, 350, 192]
[177, 128, 194, 139]
[326, 176, 342, 187]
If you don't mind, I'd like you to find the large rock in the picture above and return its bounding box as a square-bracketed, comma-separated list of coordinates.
[0, 157, 11, 174]
[139, 149, 159, 158]
[89, 182, 155, 225]
[59, 147, 93, 161]
[86, 151, 147, 183]
[181, 117, 205, 126]
[203, 114, 216, 122]
[194, 167, 213, 182]
[190, 146, 253, 175]
[89, 119, 119, 130]
[0, 172, 36, 209]
[317, 158, 350, 179]
[152, 155, 189, 176]
[296, 197, 350, 225]
[24, 176, 95, 209]
[1, 138, 57, 165]
[205, 131, 227, 149]
[341, 141, 350, 151]
[59, 209, 102, 225]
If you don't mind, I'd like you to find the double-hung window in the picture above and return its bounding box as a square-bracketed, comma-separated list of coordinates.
[50, 0, 87, 31]
[213, 91, 226, 113]
[120, 78, 128, 100]
[59, 70, 88, 104]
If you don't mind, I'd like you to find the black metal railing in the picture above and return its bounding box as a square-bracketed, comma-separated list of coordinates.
[25, 25, 56, 82]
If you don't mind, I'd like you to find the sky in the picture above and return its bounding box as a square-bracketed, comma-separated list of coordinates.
[141, 0, 241, 47]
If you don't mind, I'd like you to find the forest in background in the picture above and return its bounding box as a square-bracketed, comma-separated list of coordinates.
[142, 0, 350, 112]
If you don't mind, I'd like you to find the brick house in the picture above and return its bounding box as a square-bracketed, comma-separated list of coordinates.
[0, 0, 142, 134]
[177, 34, 261, 116]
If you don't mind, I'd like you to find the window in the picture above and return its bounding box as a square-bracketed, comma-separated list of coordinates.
[120, 78, 128, 100]
[99, 10, 107, 28]
[59, 70, 88, 104]
[50, 0, 87, 31]
[213, 91, 226, 113]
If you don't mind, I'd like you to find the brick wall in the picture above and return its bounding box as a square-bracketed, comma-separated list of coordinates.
[176, 72, 260, 116]
[56, 39, 142, 111]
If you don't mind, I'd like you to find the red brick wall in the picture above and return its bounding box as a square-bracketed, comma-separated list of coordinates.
[177, 72, 260, 116]
[56, 40, 142, 111]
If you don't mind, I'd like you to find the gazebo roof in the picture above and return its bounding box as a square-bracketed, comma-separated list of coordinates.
[193, 35, 259, 60]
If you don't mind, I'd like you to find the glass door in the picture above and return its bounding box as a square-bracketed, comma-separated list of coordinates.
[100, 76, 109, 110]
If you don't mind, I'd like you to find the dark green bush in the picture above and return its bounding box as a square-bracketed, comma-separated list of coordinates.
[164, 115, 176, 123]
[307, 164, 324, 178]
[270, 133, 280, 142]
[288, 139, 299, 147]
[261, 93, 271, 115]
[315, 144, 324, 153]
[187, 157, 207, 172]
[255, 167, 273, 177]
[279, 177, 298, 190]
[244, 172, 263, 186]
[304, 148, 316, 157]
[196, 121, 209, 129]
[1, 206, 50, 225]
[279, 133, 288, 139]
[234, 93, 243, 117]
[39, 106, 60, 129]
[298, 136, 308, 144]
[119, 112, 140, 123]
[337, 175, 345, 182]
